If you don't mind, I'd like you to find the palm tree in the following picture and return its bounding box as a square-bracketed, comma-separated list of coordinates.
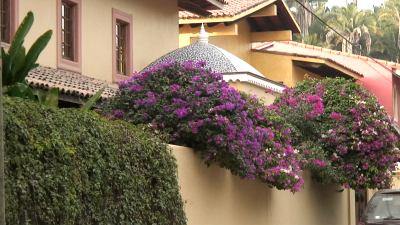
[325, 4, 376, 55]
[370, 0, 400, 61]
[285, 0, 328, 37]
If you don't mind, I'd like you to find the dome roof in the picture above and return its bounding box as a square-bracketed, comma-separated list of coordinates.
[145, 42, 263, 76]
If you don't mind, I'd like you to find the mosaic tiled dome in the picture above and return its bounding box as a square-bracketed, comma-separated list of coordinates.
[144, 42, 263, 76]
[144, 25, 284, 93]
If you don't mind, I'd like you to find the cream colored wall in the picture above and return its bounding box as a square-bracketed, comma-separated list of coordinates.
[206, 20, 252, 63]
[172, 145, 356, 225]
[19, 0, 178, 82]
[393, 172, 400, 189]
[19, 0, 57, 68]
[251, 52, 324, 87]
[292, 64, 322, 84]
[180, 20, 252, 63]
[229, 82, 276, 105]
[251, 51, 294, 86]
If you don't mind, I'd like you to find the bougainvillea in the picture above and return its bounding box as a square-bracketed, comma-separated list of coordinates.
[272, 78, 400, 189]
[103, 61, 303, 192]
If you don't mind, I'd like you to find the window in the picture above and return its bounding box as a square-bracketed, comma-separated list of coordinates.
[116, 20, 128, 75]
[0, 0, 18, 44]
[112, 9, 132, 82]
[57, 0, 81, 73]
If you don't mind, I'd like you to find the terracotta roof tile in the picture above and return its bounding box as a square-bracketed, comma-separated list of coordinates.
[27, 66, 118, 99]
[252, 41, 400, 79]
[180, 0, 267, 19]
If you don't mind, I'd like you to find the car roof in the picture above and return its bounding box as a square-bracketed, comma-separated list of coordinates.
[375, 189, 400, 194]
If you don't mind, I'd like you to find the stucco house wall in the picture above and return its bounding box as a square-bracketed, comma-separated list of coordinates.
[393, 172, 400, 189]
[180, 20, 252, 64]
[19, 0, 179, 82]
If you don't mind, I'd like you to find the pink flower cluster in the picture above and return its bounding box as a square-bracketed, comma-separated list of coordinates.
[273, 78, 400, 189]
[105, 60, 303, 192]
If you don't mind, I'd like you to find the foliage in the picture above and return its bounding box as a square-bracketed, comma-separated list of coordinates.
[295, 1, 400, 61]
[272, 78, 400, 189]
[81, 87, 105, 111]
[1, 11, 52, 100]
[369, 0, 400, 61]
[103, 61, 303, 192]
[35, 88, 59, 109]
[4, 97, 186, 225]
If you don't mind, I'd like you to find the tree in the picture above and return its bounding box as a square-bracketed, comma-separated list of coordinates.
[325, 4, 376, 54]
[285, 0, 328, 37]
[370, 0, 400, 61]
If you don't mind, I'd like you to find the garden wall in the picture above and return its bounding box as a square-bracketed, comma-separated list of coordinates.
[171, 145, 357, 225]
[393, 171, 400, 189]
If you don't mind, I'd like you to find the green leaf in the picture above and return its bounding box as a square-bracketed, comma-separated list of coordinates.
[5, 82, 35, 99]
[82, 87, 105, 111]
[8, 11, 33, 66]
[1, 48, 11, 85]
[43, 88, 59, 109]
[11, 46, 26, 84]
[17, 30, 52, 82]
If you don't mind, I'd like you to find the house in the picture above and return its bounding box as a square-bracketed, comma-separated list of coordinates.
[253, 41, 400, 120]
[147, 24, 285, 103]
[179, 0, 400, 120]
[0, 0, 221, 104]
[179, 0, 300, 61]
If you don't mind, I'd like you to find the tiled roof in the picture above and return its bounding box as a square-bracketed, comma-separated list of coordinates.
[253, 41, 400, 78]
[145, 42, 263, 76]
[180, 0, 267, 19]
[27, 66, 118, 99]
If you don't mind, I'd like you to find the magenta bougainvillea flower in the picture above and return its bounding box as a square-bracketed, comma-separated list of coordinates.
[104, 60, 303, 192]
[272, 78, 400, 189]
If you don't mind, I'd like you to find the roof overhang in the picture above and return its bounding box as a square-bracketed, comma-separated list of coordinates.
[27, 66, 118, 101]
[223, 72, 285, 93]
[178, 0, 224, 16]
[252, 48, 363, 80]
[179, 0, 301, 34]
[292, 57, 362, 80]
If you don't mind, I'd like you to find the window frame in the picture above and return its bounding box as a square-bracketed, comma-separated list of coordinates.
[0, 0, 18, 47]
[112, 8, 133, 83]
[57, 0, 81, 73]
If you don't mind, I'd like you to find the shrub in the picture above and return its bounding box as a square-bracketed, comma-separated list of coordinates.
[272, 78, 400, 189]
[103, 61, 303, 192]
[4, 97, 186, 225]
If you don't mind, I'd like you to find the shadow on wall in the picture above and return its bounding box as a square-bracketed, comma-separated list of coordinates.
[171, 145, 353, 225]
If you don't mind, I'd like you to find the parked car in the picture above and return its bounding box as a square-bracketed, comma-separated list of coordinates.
[360, 189, 400, 225]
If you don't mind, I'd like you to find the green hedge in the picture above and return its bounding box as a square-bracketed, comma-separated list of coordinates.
[4, 97, 186, 225]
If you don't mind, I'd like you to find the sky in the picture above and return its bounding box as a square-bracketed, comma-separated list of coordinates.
[326, 0, 384, 10]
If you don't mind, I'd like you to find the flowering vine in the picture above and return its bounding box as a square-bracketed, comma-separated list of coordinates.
[272, 78, 400, 189]
[103, 61, 303, 192]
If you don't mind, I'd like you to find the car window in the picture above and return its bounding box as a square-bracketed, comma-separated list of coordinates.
[365, 193, 400, 221]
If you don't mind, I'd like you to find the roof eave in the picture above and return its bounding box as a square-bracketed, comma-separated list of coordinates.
[179, 0, 301, 34]
[252, 48, 364, 79]
[223, 72, 286, 93]
[179, 0, 278, 24]
[178, 0, 224, 17]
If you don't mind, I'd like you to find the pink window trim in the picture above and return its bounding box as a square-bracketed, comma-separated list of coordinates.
[112, 8, 133, 83]
[1, 0, 19, 48]
[57, 0, 81, 73]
